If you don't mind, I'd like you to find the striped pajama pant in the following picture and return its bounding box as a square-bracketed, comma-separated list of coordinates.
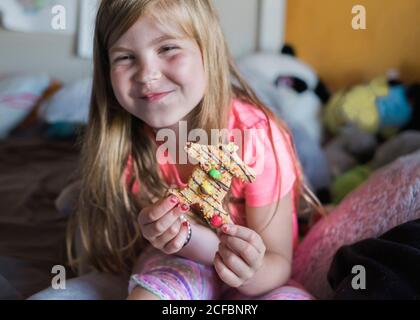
[129, 246, 313, 300]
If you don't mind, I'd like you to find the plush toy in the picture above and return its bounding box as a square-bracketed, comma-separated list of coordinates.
[371, 131, 420, 169]
[404, 84, 420, 131]
[293, 150, 420, 299]
[325, 125, 378, 177]
[237, 45, 332, 196]
[331, 165, 372, 204]
[325, 125, 377, 203]
[238, 45, 330, 145]
[323, 73, 416, 136]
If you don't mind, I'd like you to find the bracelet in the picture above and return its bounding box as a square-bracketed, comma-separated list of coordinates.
[183, 220, 192, 248]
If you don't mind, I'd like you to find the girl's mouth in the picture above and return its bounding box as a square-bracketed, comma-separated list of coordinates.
[141, 90, 173, 102]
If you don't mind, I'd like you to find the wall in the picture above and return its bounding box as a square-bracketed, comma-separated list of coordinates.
[285, 0, 420, 90]
[213, 0, 259, 57]
[0, 0, 259, 84]
[0, 29, 92, 82]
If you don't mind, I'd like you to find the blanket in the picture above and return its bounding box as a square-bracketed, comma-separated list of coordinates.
[328, 218, 420, 299]
[0, 137, 79, 299]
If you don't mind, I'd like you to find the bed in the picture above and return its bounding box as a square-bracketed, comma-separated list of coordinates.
[1, 0, 420, 300]
[0, 64, 419, 300]
[0, 134, 80, 299]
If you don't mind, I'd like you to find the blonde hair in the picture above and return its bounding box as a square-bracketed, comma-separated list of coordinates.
[67, 0, 322, 274]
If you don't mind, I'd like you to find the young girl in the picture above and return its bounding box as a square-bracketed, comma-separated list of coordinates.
[68, 0, 317, 300]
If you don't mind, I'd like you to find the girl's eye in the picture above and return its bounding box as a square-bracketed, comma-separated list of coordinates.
[114, 55, 134, 63]
[159, 46, 179, 54]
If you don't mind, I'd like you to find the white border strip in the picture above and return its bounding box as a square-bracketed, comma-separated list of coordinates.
[258, 0, 287, 52]
[77, 0, 100, 59]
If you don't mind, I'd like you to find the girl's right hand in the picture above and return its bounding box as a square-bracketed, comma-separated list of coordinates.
[138, 195, 190, 255]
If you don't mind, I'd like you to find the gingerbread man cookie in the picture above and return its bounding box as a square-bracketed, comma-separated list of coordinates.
[167, 142, 256, 230]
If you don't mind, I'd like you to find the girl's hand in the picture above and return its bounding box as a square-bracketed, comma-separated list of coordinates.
[138, 195, 190, 254]
[214, 224, 266, 288]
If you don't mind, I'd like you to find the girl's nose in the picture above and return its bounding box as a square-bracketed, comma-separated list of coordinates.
[135, 62, 162, 85]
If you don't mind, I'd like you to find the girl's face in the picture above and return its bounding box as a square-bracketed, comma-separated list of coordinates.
[109, 16, 206, 129]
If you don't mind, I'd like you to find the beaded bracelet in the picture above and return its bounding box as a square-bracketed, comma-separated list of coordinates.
[182, 220, 192, 247]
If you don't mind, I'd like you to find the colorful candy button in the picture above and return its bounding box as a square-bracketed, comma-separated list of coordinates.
[211, 215, 223, 227]
[200, 181, 214, 195]
[208, 168, 222, 180]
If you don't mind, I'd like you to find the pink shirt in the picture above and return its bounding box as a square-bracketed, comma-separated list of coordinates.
[125, 99, 298, 245]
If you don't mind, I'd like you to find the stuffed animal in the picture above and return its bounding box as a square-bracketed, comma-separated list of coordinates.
[325, 125, 378, 177]
[293, 150, 420, 299]
[323, 73, 416, 136]
[331, 165, 372, 204]
[404, 84, 420, 131]
[237, 45, 332, 196]
[238, 45, 330, 145]
[371, 131, 420, 169]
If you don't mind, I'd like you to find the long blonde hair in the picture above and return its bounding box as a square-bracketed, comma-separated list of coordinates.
[67, 0, 322, 274]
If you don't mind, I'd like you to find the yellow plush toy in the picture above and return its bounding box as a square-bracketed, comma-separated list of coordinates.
[324, 76, 389, 134]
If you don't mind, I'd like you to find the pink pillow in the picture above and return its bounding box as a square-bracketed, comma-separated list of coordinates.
[292, 150, 420, 299]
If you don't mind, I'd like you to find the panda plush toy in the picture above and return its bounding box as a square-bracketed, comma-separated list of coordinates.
[237, 45, 330, 145]
[237, 44, 331, 199]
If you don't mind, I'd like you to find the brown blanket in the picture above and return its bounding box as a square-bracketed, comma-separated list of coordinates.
[0, 137, 80, 298]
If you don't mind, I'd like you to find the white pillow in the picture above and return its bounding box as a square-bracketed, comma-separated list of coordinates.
[39, 77, 92, 124]
[0, 73, 51, 138]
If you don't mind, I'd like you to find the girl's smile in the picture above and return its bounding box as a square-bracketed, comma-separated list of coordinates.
[139, 89, 175, 102]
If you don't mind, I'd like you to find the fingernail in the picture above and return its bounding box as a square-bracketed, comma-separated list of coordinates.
[170, 195, 179, 204]
[222, 225, 229, 233]
[181, 203, 189, 211]
[182, 221, 189, 227]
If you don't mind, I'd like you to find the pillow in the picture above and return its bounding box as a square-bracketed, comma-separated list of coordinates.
[0, 73, 51, 138]
[12, 81, 62, 134]
[292, 150, 420, 299]
[39, 77, 92, 124]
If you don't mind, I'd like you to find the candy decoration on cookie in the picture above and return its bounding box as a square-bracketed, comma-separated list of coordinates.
[208, 168, 222, 180]
[168, 142, 256, 230]
[210, 214, 223, 228]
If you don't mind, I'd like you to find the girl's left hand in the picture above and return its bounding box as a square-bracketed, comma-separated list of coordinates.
[214, 224, 266, 288]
